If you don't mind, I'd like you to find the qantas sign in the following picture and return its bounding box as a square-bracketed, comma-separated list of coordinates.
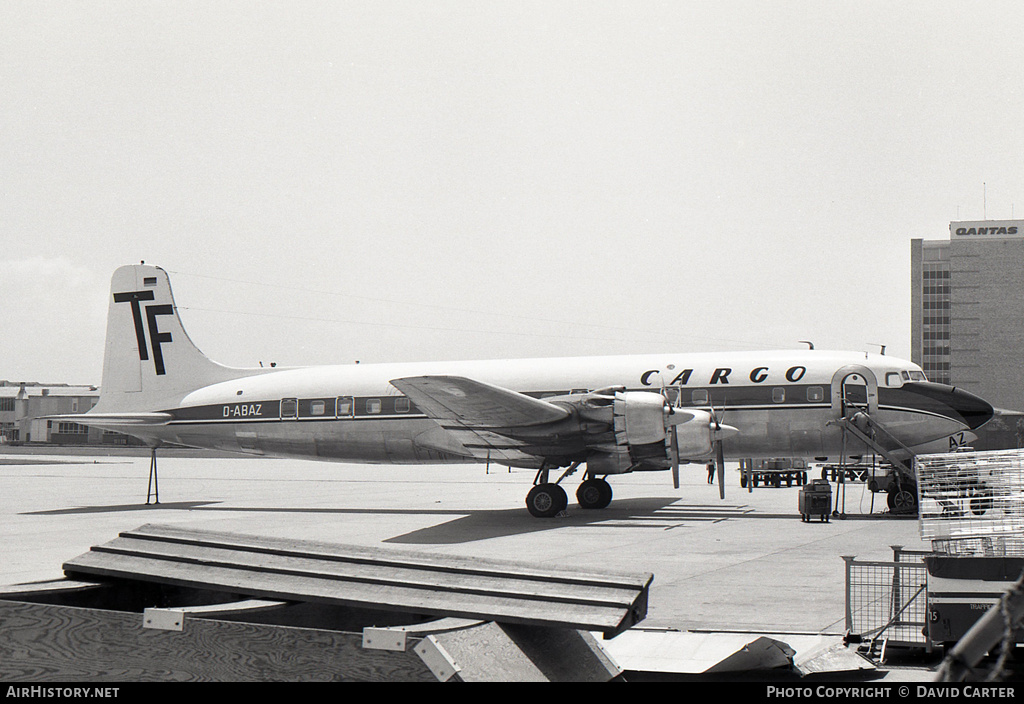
[951, 220, 1023, 238]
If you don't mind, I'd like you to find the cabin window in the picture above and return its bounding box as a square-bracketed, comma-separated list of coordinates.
[772, 388, 786, 403]
[310, 400, 326, 416]
[337, 396, 354, 417]
[691, 389, 709, 405]
[395, 397, 411, 413]
[281, 398, 298, 419]
[366, 398, 382, 414]
[807, 386, 824, 402]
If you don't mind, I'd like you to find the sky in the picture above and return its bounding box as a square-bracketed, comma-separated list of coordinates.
[3, 1, 1023, 385]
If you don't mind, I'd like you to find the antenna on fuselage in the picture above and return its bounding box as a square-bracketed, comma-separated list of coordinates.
[799, 340, 814, 350]
[868, 343, 887, 355]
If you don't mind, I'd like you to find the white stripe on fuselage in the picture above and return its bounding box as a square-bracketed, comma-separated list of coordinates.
[176, 350, 909, 408]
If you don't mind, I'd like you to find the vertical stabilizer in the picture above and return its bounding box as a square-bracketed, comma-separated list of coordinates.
[93, 265, 255, 413]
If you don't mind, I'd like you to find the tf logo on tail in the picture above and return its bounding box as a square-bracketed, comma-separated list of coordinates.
[113, 288, 174, 376]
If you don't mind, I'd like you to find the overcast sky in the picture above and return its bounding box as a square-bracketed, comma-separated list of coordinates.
[3, 1, 1023, 384]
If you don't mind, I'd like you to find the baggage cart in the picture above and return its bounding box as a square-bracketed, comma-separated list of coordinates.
[799, 479, 832, 522]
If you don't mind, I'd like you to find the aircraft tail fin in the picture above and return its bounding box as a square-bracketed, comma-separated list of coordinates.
[93, 264, 257, 413]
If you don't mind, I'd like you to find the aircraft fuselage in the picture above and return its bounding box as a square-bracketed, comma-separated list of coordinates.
[124, 350, 989, 469]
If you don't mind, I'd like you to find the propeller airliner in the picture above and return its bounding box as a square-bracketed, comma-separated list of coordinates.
[52, 265, 994, 517]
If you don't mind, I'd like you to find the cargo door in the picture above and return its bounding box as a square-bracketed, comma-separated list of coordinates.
[830, 365, 879, 419]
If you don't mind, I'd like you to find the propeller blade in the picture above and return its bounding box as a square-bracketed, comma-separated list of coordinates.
[717, 440, 726, 500]
[708, 393, 728, 499]
[670, 425, 680, 489]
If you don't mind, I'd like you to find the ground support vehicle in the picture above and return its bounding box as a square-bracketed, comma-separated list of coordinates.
[739, 458, 809, 489]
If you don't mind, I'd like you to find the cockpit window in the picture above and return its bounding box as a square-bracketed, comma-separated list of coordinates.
[886, 372, 903, 387]
[909, 370, 927, 381]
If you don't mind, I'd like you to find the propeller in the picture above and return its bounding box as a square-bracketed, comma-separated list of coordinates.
[664, 382, 681, 489]
[716, 437, 726, 500]
[670, 425, 681, 489]
[663, 384, 737, 494]
[709, 394, 729, 499]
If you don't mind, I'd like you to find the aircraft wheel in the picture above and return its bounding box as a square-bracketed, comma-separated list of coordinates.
[887, 487, 918, 513]
[526, 483, 568, 518]
[577, 478, 613, 510]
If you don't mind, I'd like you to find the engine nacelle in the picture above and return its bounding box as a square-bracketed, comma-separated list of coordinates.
[585, 392, 721, 475]
[670, 409, 716, 459]
[584, 391, 672, 475]
[612, 391, 668, 446]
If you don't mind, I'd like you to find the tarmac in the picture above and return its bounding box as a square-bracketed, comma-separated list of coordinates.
[0, 446, 945, 681]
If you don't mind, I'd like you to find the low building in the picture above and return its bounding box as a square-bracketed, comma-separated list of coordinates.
[0, 382, 140, 446]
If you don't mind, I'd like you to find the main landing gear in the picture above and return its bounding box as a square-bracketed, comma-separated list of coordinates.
[526, 462, 613, 518]
[526, 483, 567, 518]
[576, 478, 614, 510]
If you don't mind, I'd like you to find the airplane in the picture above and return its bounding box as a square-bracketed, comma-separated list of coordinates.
[50, 264, 995, 517]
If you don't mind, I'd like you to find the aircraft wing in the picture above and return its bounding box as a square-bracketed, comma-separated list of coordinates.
[390, 375, 571, 465]
[390, 376, 570, 428]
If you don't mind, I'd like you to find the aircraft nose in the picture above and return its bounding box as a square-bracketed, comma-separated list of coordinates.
[949, 386, 995, 430]
[899, 382, 994, 431]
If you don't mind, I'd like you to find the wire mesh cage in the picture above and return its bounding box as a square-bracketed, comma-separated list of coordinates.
[916, 449, 1024, 556]
[843, 554, 929, 647]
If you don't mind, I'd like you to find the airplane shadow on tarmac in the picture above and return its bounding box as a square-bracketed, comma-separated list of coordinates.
[381, 501, 908, 543]
[25, 498, 691, 543]
[24, 501, 224, 515]
[384, 498, 755, 544]
[22, 497, 906, 544]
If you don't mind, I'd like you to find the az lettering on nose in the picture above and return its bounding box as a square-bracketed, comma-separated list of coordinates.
[113, 290, 174, 375]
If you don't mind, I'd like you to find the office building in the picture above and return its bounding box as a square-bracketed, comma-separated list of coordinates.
[911, 219, 1024, 419]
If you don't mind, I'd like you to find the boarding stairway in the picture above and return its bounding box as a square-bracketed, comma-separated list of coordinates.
[831, 408, 919, 513]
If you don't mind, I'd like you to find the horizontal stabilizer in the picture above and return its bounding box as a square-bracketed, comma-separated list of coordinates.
[390, 375, 570, 429]
[40, 412, 173, 427]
